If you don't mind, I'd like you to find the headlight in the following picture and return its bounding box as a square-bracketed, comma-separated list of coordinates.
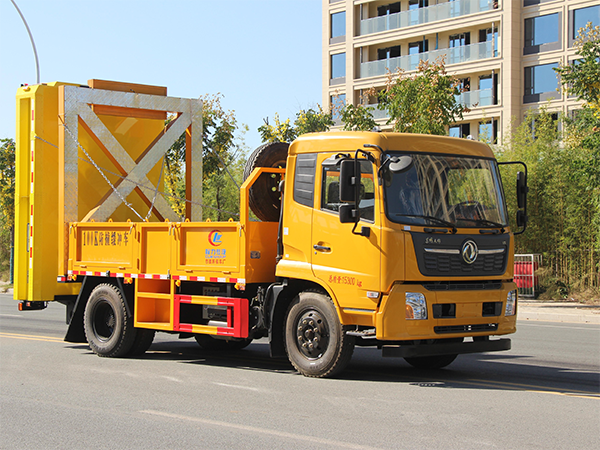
[405, 292, 427, 320]
[505, 290, 517, 316]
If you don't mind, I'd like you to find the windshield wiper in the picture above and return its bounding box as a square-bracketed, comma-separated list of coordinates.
[394, 214, 457, 233]
[457, 218, 506, 230]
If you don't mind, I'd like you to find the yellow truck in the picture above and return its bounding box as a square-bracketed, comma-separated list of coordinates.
[14, 80, 528, 377]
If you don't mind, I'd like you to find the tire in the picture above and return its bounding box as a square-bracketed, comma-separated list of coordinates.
[83, 283, 136, 357]
[404, 354, 458, 369]
[243, 142, 289, 222]
[284, 291, 355, 378]
[194, 334, 252, 351]
[128, 329, 156, 356]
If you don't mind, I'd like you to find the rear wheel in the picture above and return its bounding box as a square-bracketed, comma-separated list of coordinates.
[284, 291, 354, 378]
[243, 142, 289, 222]
[84, 283, 136, 357]
[128, 329, 156, 356]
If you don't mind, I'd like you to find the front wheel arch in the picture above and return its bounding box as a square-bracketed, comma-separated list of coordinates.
[268, 279, 341, 358]
[283, 291, 355, 378]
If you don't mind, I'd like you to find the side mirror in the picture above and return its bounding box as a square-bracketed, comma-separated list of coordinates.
[517, 171, 528, 209]
[516, 210, 528, 228]
[498, 161, 529, 235]
[389, 155, 413, 173]
[339, 160, 356, 203]
[339, 204, 356, 223]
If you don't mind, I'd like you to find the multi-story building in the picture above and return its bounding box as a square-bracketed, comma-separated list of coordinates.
[322, 0, 600, 142]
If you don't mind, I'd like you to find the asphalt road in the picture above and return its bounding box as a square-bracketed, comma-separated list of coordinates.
[1, 293, 598, 450]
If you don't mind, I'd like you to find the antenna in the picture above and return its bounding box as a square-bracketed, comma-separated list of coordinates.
[10, 0, 40, 84]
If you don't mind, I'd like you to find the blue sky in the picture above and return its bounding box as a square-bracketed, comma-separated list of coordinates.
[0, 0, 323, 152]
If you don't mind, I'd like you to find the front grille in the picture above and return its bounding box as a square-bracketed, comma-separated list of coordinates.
[411, 232, 509, 277]
[424, 253, 505, 274]
[434, 323, 498, 334]
[423, 281, 503, 291]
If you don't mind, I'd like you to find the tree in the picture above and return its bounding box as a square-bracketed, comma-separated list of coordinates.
[295, 106, 334, 136]
[378, 57, 468, 135]
[340, 103, 378, 132]
[554, 23, 600, 118]
[0, 138, 15, 280]
[0, 139, 15, 230]
[164, 94, 242, 219]
[259, 106, 333, 143]
[258, 113, 297, 143]
[498, 109, 600, 298]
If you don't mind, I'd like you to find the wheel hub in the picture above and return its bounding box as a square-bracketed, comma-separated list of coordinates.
[93, 300, 116, 342]
[295, 310, 328, 359]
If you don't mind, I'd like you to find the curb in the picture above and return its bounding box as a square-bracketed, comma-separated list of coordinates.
[518, 301, 600, 324]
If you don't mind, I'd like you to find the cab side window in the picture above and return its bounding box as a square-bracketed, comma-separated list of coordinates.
[320, 160, 375, 222]
[321, 168, 342, 212]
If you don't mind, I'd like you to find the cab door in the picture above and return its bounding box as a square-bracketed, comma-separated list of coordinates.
[311, 154, 381, 312]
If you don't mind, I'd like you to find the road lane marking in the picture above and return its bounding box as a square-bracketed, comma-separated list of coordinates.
[212, 382, 260, 392]
[463, 378, 599, 399]
[518, 322, 600, 331]
[0, 332, 64, 343]
[140, 409, 384, 450]
[0, 314, 23, 318]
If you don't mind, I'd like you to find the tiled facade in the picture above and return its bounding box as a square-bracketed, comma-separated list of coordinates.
[323, 0, 600, 141]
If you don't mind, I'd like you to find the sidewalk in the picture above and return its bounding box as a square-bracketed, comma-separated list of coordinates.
[518, 301, 600, 324]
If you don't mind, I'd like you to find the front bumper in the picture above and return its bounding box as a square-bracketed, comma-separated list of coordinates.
[375, 281, 518, 341]
[381, 338, 511, 358]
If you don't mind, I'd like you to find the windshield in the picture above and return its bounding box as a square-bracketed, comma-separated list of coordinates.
[383, 152, 508, 228]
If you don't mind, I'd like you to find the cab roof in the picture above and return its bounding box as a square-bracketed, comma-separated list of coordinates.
[289, 131, 495, 159]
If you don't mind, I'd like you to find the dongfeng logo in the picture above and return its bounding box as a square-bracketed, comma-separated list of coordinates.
[462, 240, 478, 264]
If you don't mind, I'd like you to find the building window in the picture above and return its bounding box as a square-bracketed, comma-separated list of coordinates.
[479, 121, 493, 143]
[331, 12, 345, 39]
[449, 123, 470, 138]
[331, 94, 346, 121]
[479, 27, 499, 56]
[524, 63, 560, 103]
[524, 0, 556, 6]
[529, 113, 559, 139]
[377, 45, 401, 60]
[449, 33, 470, 48]
[524, 13, 560, 54]
[573, 5, 600, 39]
[378, 2, 401, 16]
[331, 53, 346, 82]
[408, 0, 428, 9]
[409, 40, 429, 55]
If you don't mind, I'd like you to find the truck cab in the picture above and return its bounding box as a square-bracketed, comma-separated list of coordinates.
[270, 132, 524, 376]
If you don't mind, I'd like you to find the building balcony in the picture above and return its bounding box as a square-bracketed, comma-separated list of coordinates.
[359, 41, 497, 79]
[360, 0, 498, 36]
[456, 88, 495, 108]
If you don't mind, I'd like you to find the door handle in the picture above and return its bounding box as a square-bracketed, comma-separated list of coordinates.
[313, 244, 331, 252]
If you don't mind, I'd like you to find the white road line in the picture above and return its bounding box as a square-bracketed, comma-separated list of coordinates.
[212, 382, 260, 392]
[140, 410, 384, 450]
[518, 322, 600, 331]
[0, 314, 23, 318]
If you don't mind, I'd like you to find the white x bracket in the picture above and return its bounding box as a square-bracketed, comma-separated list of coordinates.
[58, 84, 203, 224]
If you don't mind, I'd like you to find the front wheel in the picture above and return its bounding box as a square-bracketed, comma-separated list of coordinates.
[284, 291, 354, 378]
[404, 354, 458, 369]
